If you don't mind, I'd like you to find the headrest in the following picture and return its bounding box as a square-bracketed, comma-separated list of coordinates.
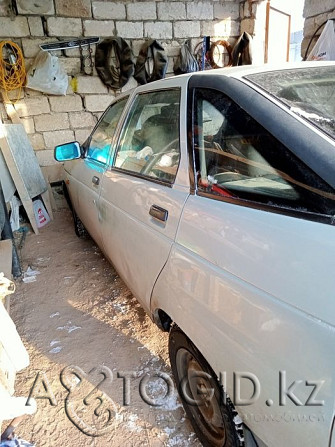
[160, 103, 179, 120]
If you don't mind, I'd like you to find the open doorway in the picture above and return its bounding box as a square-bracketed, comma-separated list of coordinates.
[265, 0, 304, 63]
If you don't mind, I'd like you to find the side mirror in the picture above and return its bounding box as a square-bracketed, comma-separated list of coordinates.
[54, 141, 81, 161]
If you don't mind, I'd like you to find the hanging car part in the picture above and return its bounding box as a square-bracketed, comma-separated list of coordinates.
[173, 40, 198, 75]
[39, 37, 100, 51]
[79, 43, 94, 75]
[40, 37, 100, 75]
[208, 40, 233, 68]
[95, 37, 134, 89]
[231, 31, 253, 66]
[193, 39, 212, 71]
[134, 39, 168, 85]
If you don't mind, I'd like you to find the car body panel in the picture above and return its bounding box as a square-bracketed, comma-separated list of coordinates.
[57, 62, 335, 447]
[151, 233, 335, 445]
[64, 158, 106, 247]
[99, 171, 189, 312]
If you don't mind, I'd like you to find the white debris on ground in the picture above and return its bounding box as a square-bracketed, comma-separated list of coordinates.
[10, 206, 202, 447]
[22, 266, 40, 283]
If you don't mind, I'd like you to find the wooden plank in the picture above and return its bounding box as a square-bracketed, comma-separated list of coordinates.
[1, 101, 54, 225]
[1, 125, 47, 199]
[0, 240, 13, 313]
[0, 239, 12, 279]
[0, 129, 40, 234]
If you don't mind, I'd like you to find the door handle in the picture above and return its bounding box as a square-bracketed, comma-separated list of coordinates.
[149, 205, 168, 222]
[92, 176, 100, 185]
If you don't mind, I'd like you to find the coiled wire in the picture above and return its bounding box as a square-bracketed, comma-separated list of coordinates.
[0, 40, 26, 103]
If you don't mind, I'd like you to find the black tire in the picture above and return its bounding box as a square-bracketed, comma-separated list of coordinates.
[169, 325, 244, 447]
[62, 182, 89, 239]
[72, 210, 89, 239]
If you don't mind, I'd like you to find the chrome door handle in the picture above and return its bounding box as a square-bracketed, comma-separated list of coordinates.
[92, 176, 100, 185]
[149, 205, 168, 222]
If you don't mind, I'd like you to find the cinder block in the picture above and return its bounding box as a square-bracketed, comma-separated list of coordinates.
[35, 149, 58, 166]
[202, 19, 240, 38]
[121, 76, 138, 93]
[0, 0, 11, 16]
[131, 39, 146, 57]
[157, 2, 186, 20]
[14, 97, 50, 117]
[0, 102, 8, 122]
[242, 1, 253, 19]
[144, 22, 173, 40]
[22, 38, 59, 58]
[28, 17, 45, 37]
[166, 56, 174, 74]
[76, 76, 108, 94]
[163, 41, 183, 57]
[21, 117, 35, 134]
[187, 2, 214, 20]
[6, 89, 24, 102]
[214, 3, 240, 20]
[44, 130, 75, 148]
[70, 112, 96, 129]
[25, 88, 44, 97]
[35, 113, 69, 132]
[75, 128, 91, 143]
[315, 11, 334, 27]
[127, 2, 157, 20]
[84, 20, 115, 37]
[55, 0, 92, 18]
[29, 133, 45, 151]
[0, 17, 29, 37]
[115, 21, 143, 39]
[49, 95, 83, 113]
[303, 17, 316, 38]
[84, 95, 113, 112]
[92, 2, 126, 20]
[303, 0, 335, 18]
[16, 0, 54, 15]
[47, 17, 83, 37]
[174, 21, 201, 38]
[240, 18, 255, 36]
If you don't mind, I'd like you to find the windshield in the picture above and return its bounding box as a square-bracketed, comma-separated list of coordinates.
[245, 66, 335, 139]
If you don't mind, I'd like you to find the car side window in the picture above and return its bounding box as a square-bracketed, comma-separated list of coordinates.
[86, 97, 128, 164]
[193, 88, 335, 216]
[114, 89, 180, 184]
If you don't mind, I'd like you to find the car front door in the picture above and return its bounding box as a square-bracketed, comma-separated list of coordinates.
[99, 87, 189, 312]
[65, 97, 129, 246]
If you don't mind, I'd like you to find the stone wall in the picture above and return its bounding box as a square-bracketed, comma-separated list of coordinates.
[0, 0, 241, 169]
[302, 0, 335, 59]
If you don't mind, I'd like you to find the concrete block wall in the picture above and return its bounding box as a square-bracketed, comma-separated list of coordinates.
[302, 0, 335, 59]
[0, 0, 241, 168]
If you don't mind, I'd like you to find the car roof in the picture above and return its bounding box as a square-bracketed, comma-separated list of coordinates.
[186, 60, 335, 80]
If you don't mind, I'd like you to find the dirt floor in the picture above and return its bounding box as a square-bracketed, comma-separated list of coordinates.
[8, 193, 202, 447]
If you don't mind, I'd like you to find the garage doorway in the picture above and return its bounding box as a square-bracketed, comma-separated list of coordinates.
[265, 0, 304, 63]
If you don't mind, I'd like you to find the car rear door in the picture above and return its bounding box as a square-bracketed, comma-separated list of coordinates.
[152, 76, 335, 447]
[98, 84, 190, 312]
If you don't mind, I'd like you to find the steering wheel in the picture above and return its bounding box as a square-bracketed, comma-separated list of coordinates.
[140, 138, 179, 175]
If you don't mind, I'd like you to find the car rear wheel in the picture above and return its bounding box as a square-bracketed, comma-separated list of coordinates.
[169, 325, 244, 447]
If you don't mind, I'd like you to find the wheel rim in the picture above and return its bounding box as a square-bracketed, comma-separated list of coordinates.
[176, 347, 226, 444]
